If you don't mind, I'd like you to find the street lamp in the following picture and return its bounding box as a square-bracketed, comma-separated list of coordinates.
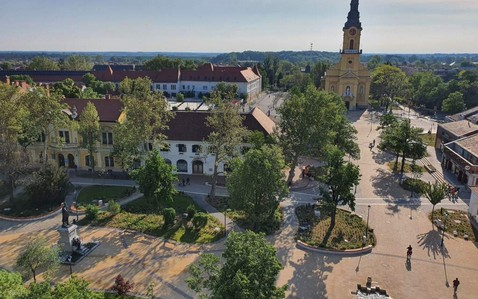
[66, 255, 73, 276]
[441, 211, 448, 247]
[364, 205, 371, 245]
[224, 208, 232, 238]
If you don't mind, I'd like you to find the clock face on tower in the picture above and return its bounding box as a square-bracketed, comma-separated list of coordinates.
[349, 28, 357, 36]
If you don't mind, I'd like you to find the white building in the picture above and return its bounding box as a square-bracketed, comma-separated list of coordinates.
[158, 108, 275, 175]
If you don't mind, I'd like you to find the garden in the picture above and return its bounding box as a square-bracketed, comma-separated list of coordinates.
[79, 194, 224, 244]
[77, 185, 136, 206]
[206, 195, 283, 234]
[429, 208, 478, 242]
[295, 204, 375, 250]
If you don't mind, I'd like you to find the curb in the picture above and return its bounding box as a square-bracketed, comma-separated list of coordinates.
[297, 240, 373, 255]
[0, 206, 62, 222]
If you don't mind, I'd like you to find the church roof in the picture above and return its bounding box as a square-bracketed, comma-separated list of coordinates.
[343, 0, 362, 30]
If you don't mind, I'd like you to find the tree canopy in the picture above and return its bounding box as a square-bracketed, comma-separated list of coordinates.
[370, 65, 410, 112]
[227, 145, 288, 233]
[187, 231, 286, 299]
[78, 102, 100, 171]
[16, 237, 59, 283]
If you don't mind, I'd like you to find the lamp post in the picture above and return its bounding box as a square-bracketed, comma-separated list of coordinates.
[365, 205, 371, 244]
[224, 208, 231, 238]
[441, 212, 448, 247]
[66, 255, 73, 276]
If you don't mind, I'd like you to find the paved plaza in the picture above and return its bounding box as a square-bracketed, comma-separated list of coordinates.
[0, 109, 477, 298]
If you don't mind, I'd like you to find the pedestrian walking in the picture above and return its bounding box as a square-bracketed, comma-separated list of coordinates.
[182, 178, 186, 186]
[186, 177, 190, 185]
[453, 278, 460, 294]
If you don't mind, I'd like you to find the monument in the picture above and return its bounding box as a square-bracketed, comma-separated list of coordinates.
[57, 202, 99, 265]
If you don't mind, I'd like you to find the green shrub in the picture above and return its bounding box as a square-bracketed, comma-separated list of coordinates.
[186, 204, 196, 220]
[107, 200, 121, 215]
[85, 204, 100, 220]
[192, 212, 208, 230]
[402, 178, 427, 194]
[163, 208, 176, 227]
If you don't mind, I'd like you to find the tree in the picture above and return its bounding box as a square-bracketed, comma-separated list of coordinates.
[370, 65, 410, 112]
[205, 101, 248, 200]
[25, 164, 70, 208]
[379, 120, 426, 175]
[424, 182, 447, 221]
[20, 87, 71, 163]
[227, 146, 288, 232]
[187, 231, 286, 299]
[61, 55, 92, 71]
[144, 55, 181, 70]
[367, 55, 383, 70]
[16, 237, 59, 283]
[131, 150, 177, 206]
[111, 274, 134, 297]
[53, 78, 81, 98]
[0, 270, 27, 299]
[209, 82, 238, 102]
[409, 72, 447, 109]
[78, 102, 100, 171]
[442, 91, 466, 114]
[277, 85, 358, 184]
[309, 61, 328, 88]
[27, 57, 60, 71]
[53, 276, 103, 299]
[0, 83, 30, 200]
[318, 147, 360, 231]
[176, 92, 185, 102]
[113, 77, 173, 169]
[21, 281, 53, 299]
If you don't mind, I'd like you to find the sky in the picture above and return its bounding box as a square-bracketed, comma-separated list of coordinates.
[0, 0, 477, 54]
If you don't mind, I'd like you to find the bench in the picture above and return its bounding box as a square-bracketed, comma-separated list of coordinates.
[424, 164, 436, 173]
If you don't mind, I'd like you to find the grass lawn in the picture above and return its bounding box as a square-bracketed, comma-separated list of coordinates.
[429, 208, 477, 241]
[206, 195, 282, 234]
[80, 194, 223, 244]
[0, 192, 60, 217]
[386, 161, 426, 173]
[122, 194, 201, 214]
[295, 205, 375, 250]
[77, 185, 135, 206]
[419, 133, 436, 147]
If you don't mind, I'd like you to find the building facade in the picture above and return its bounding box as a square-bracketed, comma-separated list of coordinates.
[442, 134, 478, 186]
[322, 0, 371, 110]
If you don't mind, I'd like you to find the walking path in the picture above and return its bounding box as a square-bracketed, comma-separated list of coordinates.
[1, 110, 477, 298]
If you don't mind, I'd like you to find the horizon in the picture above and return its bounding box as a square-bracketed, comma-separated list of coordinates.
[0, 0, 477, 54]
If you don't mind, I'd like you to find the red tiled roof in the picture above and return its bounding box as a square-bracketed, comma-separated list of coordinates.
[180, 63, 260, 83]
[62, 98, 123, 123]
[164, 109, 275, 141]
[93, 69, 179, 83]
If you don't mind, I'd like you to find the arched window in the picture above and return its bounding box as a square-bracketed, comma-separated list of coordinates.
[331, 86, 335, 92]
[177, 159, 188, 172]
[165, 159, 172, 165]
[349, 39, 354, 50]
[359, 85, 364, 95]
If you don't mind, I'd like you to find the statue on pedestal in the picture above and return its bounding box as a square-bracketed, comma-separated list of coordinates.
[61, 202, 70, 228]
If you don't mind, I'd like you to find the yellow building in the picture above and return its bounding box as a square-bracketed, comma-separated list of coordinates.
[28, 98, 124, 172]
[323, 0, 371, 110]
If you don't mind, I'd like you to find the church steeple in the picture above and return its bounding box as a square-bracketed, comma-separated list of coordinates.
[343, 0, 362, 30]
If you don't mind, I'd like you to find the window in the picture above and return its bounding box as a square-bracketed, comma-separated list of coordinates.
[102, 132, 113, 144]
[171, 84, 176, 90]
[156, 84, 161, 90]
[182, 85, 185, 89]
[144, 142, 153, 151]
[104, 156, 114, 167]
[163, 84, 167, 90]
[349, 39, 354, 50]
[37, 132, 46, 142]
[59, 130, 70, 143]
[203, 86, 207, 91]
[85, 155, 93, 167]
[178, 144, 186, 153]
[177, 160, 187, 172]
[187, 85, 190, 90]
[192, 144, 201, 153]
[160, 143, 170, 152]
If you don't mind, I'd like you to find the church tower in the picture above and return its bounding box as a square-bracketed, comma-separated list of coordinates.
[323, 0, 371, 110]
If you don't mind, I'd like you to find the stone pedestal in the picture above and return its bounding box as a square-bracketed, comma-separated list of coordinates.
[57, 224, 79, 253]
